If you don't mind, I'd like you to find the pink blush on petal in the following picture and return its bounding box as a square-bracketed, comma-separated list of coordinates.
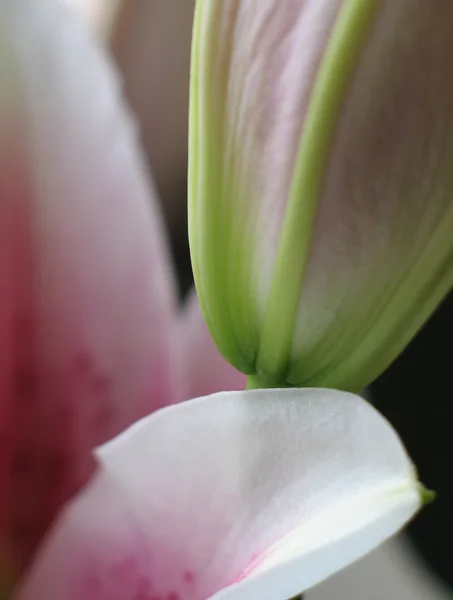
[232, 550, 270, 584]
[18, 475, 155, 600]
[183, 570, 195, 584]
[6, 336, 122, 574]
[19, 473, 205, 600]
[75, 553, 155, 600]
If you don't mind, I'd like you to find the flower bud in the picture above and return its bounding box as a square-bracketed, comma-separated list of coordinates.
[189, 0, 453, 391]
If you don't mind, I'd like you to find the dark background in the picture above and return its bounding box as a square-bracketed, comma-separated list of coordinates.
[371, 292, 453, 591]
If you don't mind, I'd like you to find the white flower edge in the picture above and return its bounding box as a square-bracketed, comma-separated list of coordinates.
[20, 388, 422, 600]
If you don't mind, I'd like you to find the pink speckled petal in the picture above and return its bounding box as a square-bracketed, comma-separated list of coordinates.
[18, 471, 157, 600]
[0, 0, 181, 572]
[20, 389, 420, 600]
[181, 290, 246, 399]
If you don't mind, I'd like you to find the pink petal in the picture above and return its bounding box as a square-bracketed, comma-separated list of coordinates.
[0, 0, 181, 572]
[19, 389, 420, 600]
[181, 290, 246, 399]
[18, 472, 157, 600]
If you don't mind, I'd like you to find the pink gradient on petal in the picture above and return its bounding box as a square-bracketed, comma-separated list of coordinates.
[19, 389, 419, 600]
[181, 290, 246, 399]
[0, 0, 184, 575]
[233, 551, 269, 584]
[18, 474, 153, 600]
[18, 473, 199, 600]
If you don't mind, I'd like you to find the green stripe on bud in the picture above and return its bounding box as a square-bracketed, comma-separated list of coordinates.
[189, 0, 453, 391]
[256, 0, 379, 384]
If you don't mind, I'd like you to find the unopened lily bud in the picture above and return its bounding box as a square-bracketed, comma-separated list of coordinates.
[189, 0, 453, 391]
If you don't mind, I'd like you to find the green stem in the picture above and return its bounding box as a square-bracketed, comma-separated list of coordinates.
[246, 375, 295, 390]
[246, 375, 274, 390]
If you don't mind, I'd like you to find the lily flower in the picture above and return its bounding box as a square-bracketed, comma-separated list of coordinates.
[189, 0, 453, 392]
[0, 1, 426, 599]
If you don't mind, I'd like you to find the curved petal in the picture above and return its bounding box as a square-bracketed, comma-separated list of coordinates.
[0, 0, 181, 572]
[19, 389, 421, 600]
[181, 289, 246, 399]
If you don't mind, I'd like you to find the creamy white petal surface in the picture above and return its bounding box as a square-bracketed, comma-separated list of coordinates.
[20, 389, 421, 600]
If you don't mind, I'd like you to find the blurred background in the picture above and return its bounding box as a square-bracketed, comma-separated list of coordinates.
[65, 1, 453, 598]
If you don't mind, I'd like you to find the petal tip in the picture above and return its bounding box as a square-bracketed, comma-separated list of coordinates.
[419, 484, 436, 506]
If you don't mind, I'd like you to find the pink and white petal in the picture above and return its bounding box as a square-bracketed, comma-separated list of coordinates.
[18, 472, 157, 600]
[181, 289, 246, 399]
[0, 0, 181, 571]
[19, 389, 420, 600]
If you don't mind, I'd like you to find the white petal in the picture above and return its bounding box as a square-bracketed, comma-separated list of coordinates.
[21, 388, 421, 599]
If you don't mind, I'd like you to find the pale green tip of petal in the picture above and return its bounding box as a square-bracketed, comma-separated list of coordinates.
[419, 484, 436, 506]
